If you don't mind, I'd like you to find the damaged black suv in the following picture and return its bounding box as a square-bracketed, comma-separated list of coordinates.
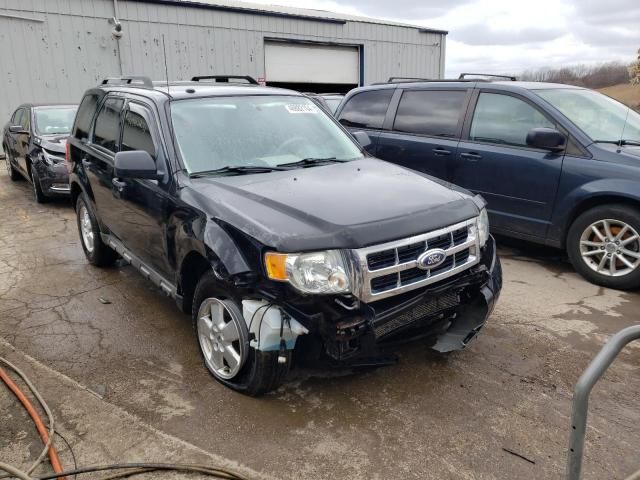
[67, 75, 502, 395]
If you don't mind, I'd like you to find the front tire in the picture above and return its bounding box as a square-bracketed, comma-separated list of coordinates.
[567, 204, 640, 290]
[75, 195, 118, 267]
[192, 272, 290, 396]
[30, 167, 47, 203]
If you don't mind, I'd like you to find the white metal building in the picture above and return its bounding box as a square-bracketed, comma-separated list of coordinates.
[0, 0, 447, 151]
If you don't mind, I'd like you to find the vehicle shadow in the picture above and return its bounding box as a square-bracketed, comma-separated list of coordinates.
[494, 234, 574, 274]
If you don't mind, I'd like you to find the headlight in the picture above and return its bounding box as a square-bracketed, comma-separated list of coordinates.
[477, 208, 490, 246]
[264, 250, 351, 294]
[42, 150, 65, 166]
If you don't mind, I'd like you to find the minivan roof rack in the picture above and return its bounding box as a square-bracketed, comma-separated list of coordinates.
[191, 75, 259, 85]
[458, 73, 517, 81]
[100, 76, 153, 88]
[387, 77, 431, 83]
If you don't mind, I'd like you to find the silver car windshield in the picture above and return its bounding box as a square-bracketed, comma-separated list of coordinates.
[170, 95, 363, 174]
[536, 88, 640, 144]
[34, 106, 77, 135]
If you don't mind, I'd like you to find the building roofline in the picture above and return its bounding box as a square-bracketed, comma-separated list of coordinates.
[133, 0, 448, 34]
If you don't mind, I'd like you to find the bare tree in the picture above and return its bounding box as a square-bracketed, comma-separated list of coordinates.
[520, 62, 631, 88]
[630, 49, 640, 85]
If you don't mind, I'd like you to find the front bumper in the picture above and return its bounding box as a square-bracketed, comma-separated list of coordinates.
[283, 236, 502, 361]
[35, 162, 70, 196]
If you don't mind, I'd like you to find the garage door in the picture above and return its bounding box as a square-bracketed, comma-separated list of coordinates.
[264, 42, 359, 86]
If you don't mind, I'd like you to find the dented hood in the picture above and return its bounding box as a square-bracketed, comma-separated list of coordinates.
[185, 158, 480, 252]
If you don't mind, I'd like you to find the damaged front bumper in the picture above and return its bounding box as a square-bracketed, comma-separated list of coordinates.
[280, 236, 501, 362]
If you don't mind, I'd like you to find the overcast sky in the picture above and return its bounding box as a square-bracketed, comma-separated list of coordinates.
[247, 0, 640, 76]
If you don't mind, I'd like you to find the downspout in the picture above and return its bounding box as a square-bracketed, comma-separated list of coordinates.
[112, 0, 123, 75]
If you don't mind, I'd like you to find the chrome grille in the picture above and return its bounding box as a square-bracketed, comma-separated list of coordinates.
[351, 219, 480, 302]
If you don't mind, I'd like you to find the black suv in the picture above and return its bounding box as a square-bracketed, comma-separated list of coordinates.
[337, 77, 640, 290]
[67, 75, 502, 395]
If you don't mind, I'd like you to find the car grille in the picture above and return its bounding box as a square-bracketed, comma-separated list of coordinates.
[351, 219, 480, 302]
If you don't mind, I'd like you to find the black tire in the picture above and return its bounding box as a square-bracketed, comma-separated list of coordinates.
[192, 271, 290, 396]
[30, 167, 48, 203]
[567, 204, 640, 290]
[75, 194, 118, 267]
[4, 150, 19, 181]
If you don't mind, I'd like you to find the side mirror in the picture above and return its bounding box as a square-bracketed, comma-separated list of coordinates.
[526, 127, 566, 152]
[352, 130, 372, 148]
[114, 150, 160, 180]
[9, 125, 25, 134]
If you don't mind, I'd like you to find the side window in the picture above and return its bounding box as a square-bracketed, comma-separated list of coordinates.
[121, 108, 156, 157]
[393, 90, 466, 137]
[73, 93, 101, 141]
[19, 109, 30, 130]
[338, 90, 394, 129]
[469, 93, 555, 148]
[93, 98, 124, 152]
[12, 109, 24, 125]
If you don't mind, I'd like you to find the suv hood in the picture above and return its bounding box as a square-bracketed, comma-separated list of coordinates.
[38, 134, 68, 154]
[185, 158, 479, 251]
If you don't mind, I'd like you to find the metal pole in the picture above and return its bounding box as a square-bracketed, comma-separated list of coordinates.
[567, 324, 640, 480]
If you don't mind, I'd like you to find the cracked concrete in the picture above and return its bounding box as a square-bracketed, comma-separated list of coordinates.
[1, 167, 639, 479]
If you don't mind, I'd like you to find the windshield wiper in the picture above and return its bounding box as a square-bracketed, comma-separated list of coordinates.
[594, 139, 640, 147]
[189, 165, 285, 178]
[276, 157, 346, 168]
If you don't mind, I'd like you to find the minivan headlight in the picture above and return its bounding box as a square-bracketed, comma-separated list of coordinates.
[477, 208, 490, 246]
[264, 250, 351, 294]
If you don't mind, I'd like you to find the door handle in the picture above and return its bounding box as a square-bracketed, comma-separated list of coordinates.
[112, 178, 127, 191]
[460, 152, 482, 162]
[432, 148, 451, 156]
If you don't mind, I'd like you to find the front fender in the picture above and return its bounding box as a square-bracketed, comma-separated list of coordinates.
[549, 178, 640, 244]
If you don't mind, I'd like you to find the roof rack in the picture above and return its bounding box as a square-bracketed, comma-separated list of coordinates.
[458, 73, 517, 81]
[100, 76, 154, 88]
[387, 76, 432, 83]
[191, 75, 259, 85]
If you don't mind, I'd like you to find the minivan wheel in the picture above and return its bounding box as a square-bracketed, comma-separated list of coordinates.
[192, 272, 290, 396]
[567, 205, 640, 290]
[75, 195, 118, 267]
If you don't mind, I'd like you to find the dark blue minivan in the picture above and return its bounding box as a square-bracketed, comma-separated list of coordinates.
[336, 79, 640, 289]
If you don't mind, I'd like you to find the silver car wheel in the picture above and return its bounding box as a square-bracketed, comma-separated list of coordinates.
[579, 218, 640, 277]
[197, 298, 246, 380]
[79, 205, 95, 253]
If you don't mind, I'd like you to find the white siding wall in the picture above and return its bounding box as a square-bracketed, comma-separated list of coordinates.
[0, 0, 445, 152]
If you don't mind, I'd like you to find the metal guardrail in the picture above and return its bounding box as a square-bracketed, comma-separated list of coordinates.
[567, 325, 640, 480]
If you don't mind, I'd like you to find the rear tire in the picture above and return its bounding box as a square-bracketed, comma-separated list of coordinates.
[4, 150, 19, 181]
[75, 194, 118, 267]
[567, 204, 640, 290]
[192, 271, 290, 396]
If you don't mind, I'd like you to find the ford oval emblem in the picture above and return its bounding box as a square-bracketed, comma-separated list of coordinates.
[416, 249, 447, 270]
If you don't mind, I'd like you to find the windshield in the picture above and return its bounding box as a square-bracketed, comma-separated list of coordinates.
[34, 106, 77, 135]
[536, 88, 640, 144]
[171, 95, 363, 174]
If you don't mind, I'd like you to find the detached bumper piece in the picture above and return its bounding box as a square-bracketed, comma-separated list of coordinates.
[328, 236, 501, 361]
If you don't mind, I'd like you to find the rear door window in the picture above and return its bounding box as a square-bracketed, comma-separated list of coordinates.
[469, 93, 555, 147]
[121, 108, 156, 157]
[93, 98, 124, 152]
[73, 93, 101, 141]
[393, 90, 467, 137]
[338, 89, 394, 129]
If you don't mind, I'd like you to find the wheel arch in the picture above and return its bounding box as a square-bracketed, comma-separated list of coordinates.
[562, 195, 640, 247]
[177, 250, 214, 315]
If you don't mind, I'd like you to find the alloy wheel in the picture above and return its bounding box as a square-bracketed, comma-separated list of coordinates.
[197, 298, 246, 380]
[579, 219, 640, 277]
[79, 205, 95, 253]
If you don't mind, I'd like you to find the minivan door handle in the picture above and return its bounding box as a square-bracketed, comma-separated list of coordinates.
[432, 148, 451, 156]
[459, 152, 482, 162]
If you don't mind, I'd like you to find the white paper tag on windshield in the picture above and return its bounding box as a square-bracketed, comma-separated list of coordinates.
[285, 104, 318, 114]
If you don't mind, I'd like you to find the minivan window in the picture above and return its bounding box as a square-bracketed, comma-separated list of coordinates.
[338, 90, 394, 129]
[93, 98, 124, 152]
[394, 90, 466, 137]
[121, 110, 156, 157]
[171, 95, 363, 174]
[470, 93, 554, 147]
[73, 94, 101, 141]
